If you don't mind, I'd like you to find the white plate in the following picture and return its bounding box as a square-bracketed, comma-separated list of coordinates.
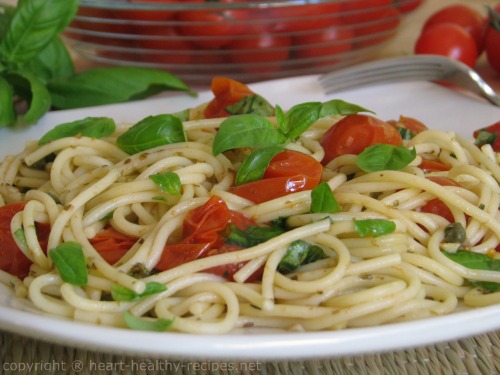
[1, 75, 499, 360]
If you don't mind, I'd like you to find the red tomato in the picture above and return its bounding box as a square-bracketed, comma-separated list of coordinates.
[175, 0, 249, 49]
[419, 159, 451, 173]
[352, 7, 401, 48]
[268, 2, 342, 33]
[203, 244, 263, 282]
[320, 114, 403, 165]
[155, 196, 257, 278]
[0, 201, 50, 279]
[485, 6, 500, 74]
[230, 150, 323, 204]
[89, 227, 138, 265]
[124, 0, 176, 22]
[387, 115, 428, 136]
[341, 0, 393, 24]
[420, 176, 461, 222]
[473, 120, 500, 152]
[203, 77, 255, 119]
[134, 26, 193, 65]
[393, 0, 424, 14]
[227, 34, 292, 75]
[414, 23, 478, 68]
[293, 22, 354, 65]
[422, 4, 487, 54]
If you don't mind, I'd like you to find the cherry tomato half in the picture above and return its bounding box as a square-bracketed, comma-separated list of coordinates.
[89, 227, 138, 265]
[203, 77, 255, 119]
[420, 176, 461, 223]
[422, 4, 487, 55]
[320, 114, 403, 165]
[414, 23, 478, 68]
[231, 150, 323, 204]
[485, 6, 500, 74]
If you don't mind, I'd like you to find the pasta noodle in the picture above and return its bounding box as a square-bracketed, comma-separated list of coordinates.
[1, 90, 499, 335]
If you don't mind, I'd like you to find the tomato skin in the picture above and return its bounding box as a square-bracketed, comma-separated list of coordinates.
[293, 23, 353, 65]
[89, 227, 138, 265]
[419, 159, 451, 173]
[155, 196, 257, 278]
[387, 115, 428, 136]
[420, 176, 461, 223]
[414, 23, 478, 68]
[320, 114, 403, 165]
[268, 3, 342, 33]
[0, 202, 50, 279]
[135, 26, 193, 65]
[393, 0, 424, 13]
[422, 4, 487, 54]
[485, 6, 500, 74]
[203, 77, 255, 119]
[353, 7, 401, 48]
[227, 34, 292, 75]
[230, 150, 323, 204]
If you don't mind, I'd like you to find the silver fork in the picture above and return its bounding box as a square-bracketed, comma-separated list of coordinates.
[319, 54, 500, 107]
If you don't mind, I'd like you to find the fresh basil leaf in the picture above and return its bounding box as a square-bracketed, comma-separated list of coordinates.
[13, 228, 27, 247]
[226, 224, 286, 248]
[235, 146, 283, 186]
[277, 240, 326, 274]
[112, 281, 167, 302]
[474, 130, 497, 148]
[0, 4, 15, 39]
[0, 75, 15, 126]
[117, 114, 186, 155]
[6, 70, 51, 125]
[212, 114, 286, 156]
[356, 144, 416, 172]
[39, 117, 116, 145]
[444, 222, 466, 244]
[310, 182, 341, 213]
[397, 127, 414, 140]
[149, 171, 181, 195]
[25, 37, 74, 82]
[171, 108, 190, 121]
[354, 219, 396, 237]
[0, 0, 78, 65]
[123, 311, 174, 332]
[282, 100, 373, 140]
[48, 67, 192, 109]
[274, 105, 286, 134]
[225, 94, 274, 117]
[443, 250, 500, 293]
[49, 241, 88, 286]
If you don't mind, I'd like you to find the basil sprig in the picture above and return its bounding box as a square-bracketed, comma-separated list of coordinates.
[49, 241, 88, 286]
[356, 144, 416, 172]
[214, 100, 372, 185]
[0, 0, 191, 127]
[117, 114, 186, 154]
[38, 117, 116, 145]
[444, 250, 500, 293]
[277, 240, 326, 274]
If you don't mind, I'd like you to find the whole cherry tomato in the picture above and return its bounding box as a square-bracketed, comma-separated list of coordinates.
[485, 6, 500, 74]
[320, 114, 403, 165]
[230, 150, 323, 204]
[268, 2, 342, 33]
[422, 4, 487, 54]
[293, 22, 354, 65]
[414, 23, 478, 68]
[134, 26, 193, 65]
[0, 201, 50, 279]
[227, 33, 292, 75]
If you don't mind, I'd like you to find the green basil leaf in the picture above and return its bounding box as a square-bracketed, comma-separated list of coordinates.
[149, 171, 181, 195]
[212, 114, 286, 156]
[356, 144, 416, 172]
[0, 75, 15, 126]
[39, 117, 116, 145]
[443, 250, 500, 293]
[123, 311, 174, 332]
[226, 224, 286, 248]
[310, 182, 341, 213]
[171, 108, 190, 121]
[235, 146, 283, 186]
[0, 0, 78, 66]
[274, 105, 286, 134]
[474, 129, 497, 147]
[6, 70, 51, 125]
[281, 100, 373, 140]
[48, 67, 192, 109]
[277, 240, 326, 274]
[25, 37, 74, 82]
[397, 127, 414, 140]
[111, 281, 167, 302]
[225, 94, 274, 117]
[49, 241, 88, 286]
[117, 114, 186, 155]
[0, 4, 15, 39]
[13, 228, 27, 247]
[354, 219, 396, 237]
